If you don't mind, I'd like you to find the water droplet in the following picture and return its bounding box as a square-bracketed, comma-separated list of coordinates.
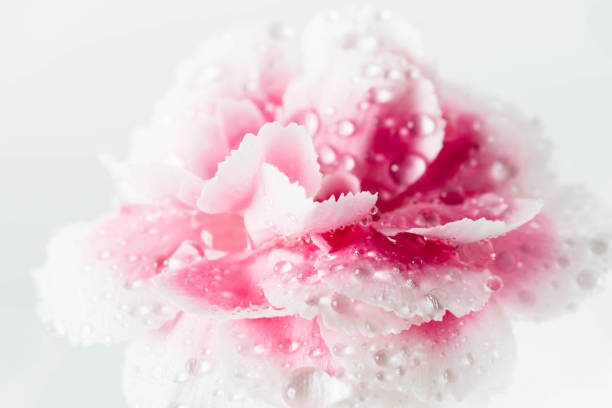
[484, 275, 503, 292]
[414, 209, 440, 227]
[491, 160, 514, 182]
[457, 241, 495, 267]
[336, 120, 356, 137]
[330, 294, 350, 313]
[98, 250, 111, 260]
[439, 187, 465, 205]
[576, 270, 597, 290]
[274, 260, 293, 274]
[389, 154, 427, 186]
[282, 367, 325, 408]
[374, 350, 388, 366]
[419, 115, 436, 135]
[290, 110, 320, 136]
[442, 369, 455, 384]
[495, 251, 516, 273]
[319, 145, 337, 165]
[342, 155, 356, 171]
[364, 64, 383, 77]
[125, 279, 145, 290]
[589, 238, 609, 255]
[368, 88, 394, 104]
[425, 294, 440, 311]
[386, 69, 404, 80]
[167, 241, 203, 270]
[200, 229, 213, 247]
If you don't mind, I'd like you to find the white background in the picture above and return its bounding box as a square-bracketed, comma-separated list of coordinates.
[1, 0, 611, 406]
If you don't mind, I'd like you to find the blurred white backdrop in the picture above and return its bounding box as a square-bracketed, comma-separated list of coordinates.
[1, 0, 611, 407]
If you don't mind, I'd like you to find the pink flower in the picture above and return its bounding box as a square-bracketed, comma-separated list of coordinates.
[34, 6, 612, 407]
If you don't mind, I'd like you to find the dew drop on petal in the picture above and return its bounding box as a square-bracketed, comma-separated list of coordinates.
[414, 209, 440, 227]
[576, 270, 597, 290]
[330, 293, 350, 314]
[368, 88, 394, 104]
[389, 154, 427, 186]
[439, 187, 465, 205]
[589, 238, 609, 255]
[282, 367, 325, 408]
[374, 350, 388, 366]
[484, 275, 504, 292]
[274, 260, 293, 273]
[364, 64, 384, 77]
[494, 251, 516, 273]
[457, 241, 495, 267]
[291, 110, 320, 136]
[336, 120, 356, 137]
[319, 145, 337, 165]
[490, 160, 514, 182]
[419, 115, 436, 135]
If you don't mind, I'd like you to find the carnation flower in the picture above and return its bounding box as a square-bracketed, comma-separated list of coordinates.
[34, 6, 612, 407]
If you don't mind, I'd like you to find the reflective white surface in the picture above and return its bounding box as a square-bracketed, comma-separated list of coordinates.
[1, 0, 611, 406]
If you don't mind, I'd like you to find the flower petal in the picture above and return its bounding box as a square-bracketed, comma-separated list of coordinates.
[197, 123, 323, 214]
[151, 246, 288, 319]
[387, 198, 542, 243]
[319, 303, 515, 404]
[123, 315, 270, 408]
[244, 163, 376, 244]
[316, 226, 494, 323]
[283, 51, 444, 204]
[103, 158, 204, 208]
[260, 248, 419, 336]
[33, 202, 211, 344]
[124, 314, 351, 408]
[301, 6, 423, 74]
[491, 187, 612, 319]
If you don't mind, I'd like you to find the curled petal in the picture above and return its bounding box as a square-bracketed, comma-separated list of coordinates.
[383, 198, 542, 243]
[198, 123, 323, 214]
[244, 163, 376, 244]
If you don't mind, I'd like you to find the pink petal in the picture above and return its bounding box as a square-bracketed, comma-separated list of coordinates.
[124, 314, 350, 408]
[301, 6, 423, 74]
[319, 303, 515, 404]
[197, 123, 323, 214]
[259, 248, 419, 336]
[152, 247, 287, 319]
[283, 51, 444, 205]
[244, 163, 376, 244]
[216, 98, 266, 150]
[104, 159, 204, 208]
[34, 202, 213, 344]
[491, 187, 612, 320]
[316, 226, 495, 322]
[380, 197, 542, 242]
[123, 314, 237, 408]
